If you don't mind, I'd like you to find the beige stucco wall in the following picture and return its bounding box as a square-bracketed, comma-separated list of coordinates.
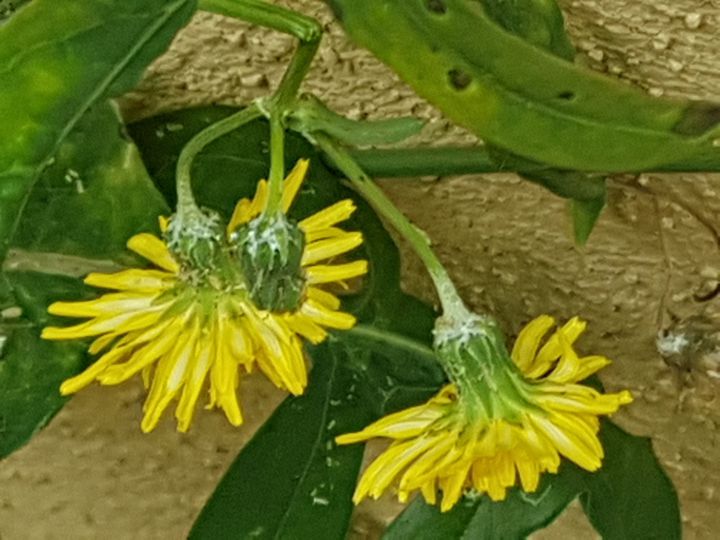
[2, 1, 720, 538]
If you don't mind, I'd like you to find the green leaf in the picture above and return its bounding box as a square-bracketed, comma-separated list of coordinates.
[328, 0, 720, 172]
[385, 466, 584, 540]
[481, 0, 575, 61]
[1, 75, 177, 459]
[11, 102, 169, 262]
[189, 342, 375, 540]
[480, 1, 608, 244]
[0, 0, 195, 263]
[129, 106, 445, 538]
[581, 422, 681, 540]
[0, 0, 30, 22]
[570, 195, 606, 246]
[0, 271, 92, 459]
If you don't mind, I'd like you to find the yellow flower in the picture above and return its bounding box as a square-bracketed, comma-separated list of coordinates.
[336, 315, 632, 511]
[42, 160, 367, 432]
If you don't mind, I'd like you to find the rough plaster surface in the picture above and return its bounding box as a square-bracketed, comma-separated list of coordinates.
[3, 1, 720, 538]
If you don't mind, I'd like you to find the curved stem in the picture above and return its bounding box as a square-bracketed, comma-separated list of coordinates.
[175, 105, 262, 220]
[199, 0, 322, 43]
[314, 132, 470, 321]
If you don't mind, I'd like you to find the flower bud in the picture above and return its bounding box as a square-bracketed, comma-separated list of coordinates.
[164, 208, 225, 272]
[232, 213, 306, 312]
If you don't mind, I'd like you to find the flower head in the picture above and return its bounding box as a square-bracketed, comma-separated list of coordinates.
[42, 160, 367, 432]
[336, 314, 632, 511]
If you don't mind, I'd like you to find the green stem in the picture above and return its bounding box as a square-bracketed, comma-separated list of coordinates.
[344, 146, 720, 178]
[314, 133, 470, 321]
[272, 39, 321, 110]
[198, 0, 322, 42]
[175, 105, 261, 220]
[264, 36, 321, 215]
[265, 112, 286, 215]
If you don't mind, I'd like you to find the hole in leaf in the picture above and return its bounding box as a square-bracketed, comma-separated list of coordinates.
[448, 69, 472, 90]
[557, 91, 576, 101]
[426, 0, 447, 14]
[673, 102, 720, 136]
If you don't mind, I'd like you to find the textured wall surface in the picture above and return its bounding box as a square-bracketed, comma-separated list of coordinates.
[2, 1, 720, 538]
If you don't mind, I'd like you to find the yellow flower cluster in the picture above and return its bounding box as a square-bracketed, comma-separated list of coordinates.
[337, 315, 632, 511]
[42, 160, 367, 432]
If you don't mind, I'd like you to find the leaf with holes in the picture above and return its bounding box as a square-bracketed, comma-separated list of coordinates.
[328, 0, 720, 172]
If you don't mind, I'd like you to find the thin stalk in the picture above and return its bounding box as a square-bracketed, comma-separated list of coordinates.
[265, 112, 286, 215]
[175, 105, 261, 220]
[314, 132, 470, 321]
[272, 39, 320, 110]
[263, 33, 321, 215]
[344, 146, 720, 178]
[198, 0, 322, 42]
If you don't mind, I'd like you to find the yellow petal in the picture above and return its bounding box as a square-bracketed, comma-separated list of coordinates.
[336, 405, 442, 444]
[301, 232, 363, 266]
[300, 299, 356, 330]
[304, 226, 346, 244]
[281, 159, 309, 213]
[48, 292, 156, 318]
[306, 260, 368, 285]
[515, 452, 541, 492]
[511, 315, 555, 372]
[59, 341, 136, 395]
[127, 233, 180, 273]
[366, 437, 437, 499]
[96, 319, 179, 385]
[175, 333, 214, 432]
[526, 317, 587, 379]
[84, 269, 175, 292]
[306, 287, 341, 310]
[284, 313, 328, 344]
[210, 316, 243, 426]
[439, 460, 472, 512]
[399, 435, 455, 491]
[561, 355, 612, 383]
[42, 305, 165, 340]
[529, 413, 603, 471]
[300, 200, 356, 232]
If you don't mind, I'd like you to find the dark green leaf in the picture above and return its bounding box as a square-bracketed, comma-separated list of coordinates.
[570, 195, 606, 246]
[11, 102, 169, 262]
[0, 0, 195, 262]
[385, 466, 584, 540]
[0, 271, 92, 458]
[581, 422, 681, 540]
[189, 342, 374, 540]
[328, 0, 720, 172]
[1, 78, 178, 458]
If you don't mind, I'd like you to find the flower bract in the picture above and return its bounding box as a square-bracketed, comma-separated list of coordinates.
[42, 160, 367, 432]
[336, 314, 632, 511]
